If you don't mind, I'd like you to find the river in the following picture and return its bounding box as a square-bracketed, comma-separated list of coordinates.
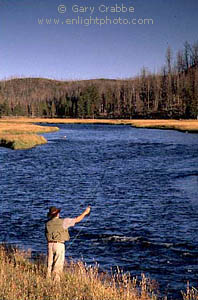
[0, 123, 198, 298]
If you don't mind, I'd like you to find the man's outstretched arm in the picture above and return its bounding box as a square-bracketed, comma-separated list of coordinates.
[75, 206, 91, 224]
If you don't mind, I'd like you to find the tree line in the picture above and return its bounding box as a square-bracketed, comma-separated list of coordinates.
[0, 41, 198, 119]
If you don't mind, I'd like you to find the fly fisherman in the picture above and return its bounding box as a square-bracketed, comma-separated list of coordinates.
[45, 206, 91, 282]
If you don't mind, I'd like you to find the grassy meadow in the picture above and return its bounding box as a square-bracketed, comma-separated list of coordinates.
[123, 119, 198, 133]
[0, 244, 197, 300]
[0, 119, 59, 149]
[0, 117, 198, 150]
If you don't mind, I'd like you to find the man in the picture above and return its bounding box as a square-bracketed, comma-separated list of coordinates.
[45, 205, 91, 282]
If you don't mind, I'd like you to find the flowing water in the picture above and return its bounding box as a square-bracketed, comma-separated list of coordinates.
[0, 124, 198, 298]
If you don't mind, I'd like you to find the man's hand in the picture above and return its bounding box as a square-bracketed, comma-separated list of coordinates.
[75, 206, 91, 223]
[85, 206, 91, 216]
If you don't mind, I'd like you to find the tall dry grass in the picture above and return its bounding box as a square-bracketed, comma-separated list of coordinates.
[0, 244, 158, 300]
[182, 284, 198, 300]
[0, 245, 197, 300]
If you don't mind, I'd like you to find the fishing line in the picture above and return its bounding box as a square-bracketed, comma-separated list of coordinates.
[67, 165, 107, 250]
[67, 143, 107, 250]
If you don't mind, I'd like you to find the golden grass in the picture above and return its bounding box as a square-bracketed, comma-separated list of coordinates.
[0, 244, 196, 300]
[2, 117, 198, 132]
[0, 117, 125, 125]
[0, 134, 47, 150]
[0, 244, 157, 300]
[124, 119, 198, 133]
[0, 117, 198, 149]
[0, 119, 59, 150]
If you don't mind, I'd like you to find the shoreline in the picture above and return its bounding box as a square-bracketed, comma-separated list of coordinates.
[0, 244, 194, 300]
[0, 119, 59, 150]
[0, 117, 198, 150]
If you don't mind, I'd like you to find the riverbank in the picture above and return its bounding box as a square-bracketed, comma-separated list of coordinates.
[124, 119, 198, 133]
[0, 244, 155, 300]
[0, 119, 59, 149]
[0, 117, 198, 150]
[3, 117, 198, 132]
[0, 244, 195, 300]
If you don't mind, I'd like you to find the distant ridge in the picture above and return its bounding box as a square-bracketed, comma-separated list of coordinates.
[0, 41, 197, 119]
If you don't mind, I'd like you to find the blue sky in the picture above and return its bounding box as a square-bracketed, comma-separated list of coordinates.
[1, 0, 198, 80]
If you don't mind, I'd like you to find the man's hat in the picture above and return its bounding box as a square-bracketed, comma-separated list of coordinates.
[47, 206, 61, 218]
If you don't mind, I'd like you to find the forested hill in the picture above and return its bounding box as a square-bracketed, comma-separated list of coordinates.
[0, 42, 198, 119]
